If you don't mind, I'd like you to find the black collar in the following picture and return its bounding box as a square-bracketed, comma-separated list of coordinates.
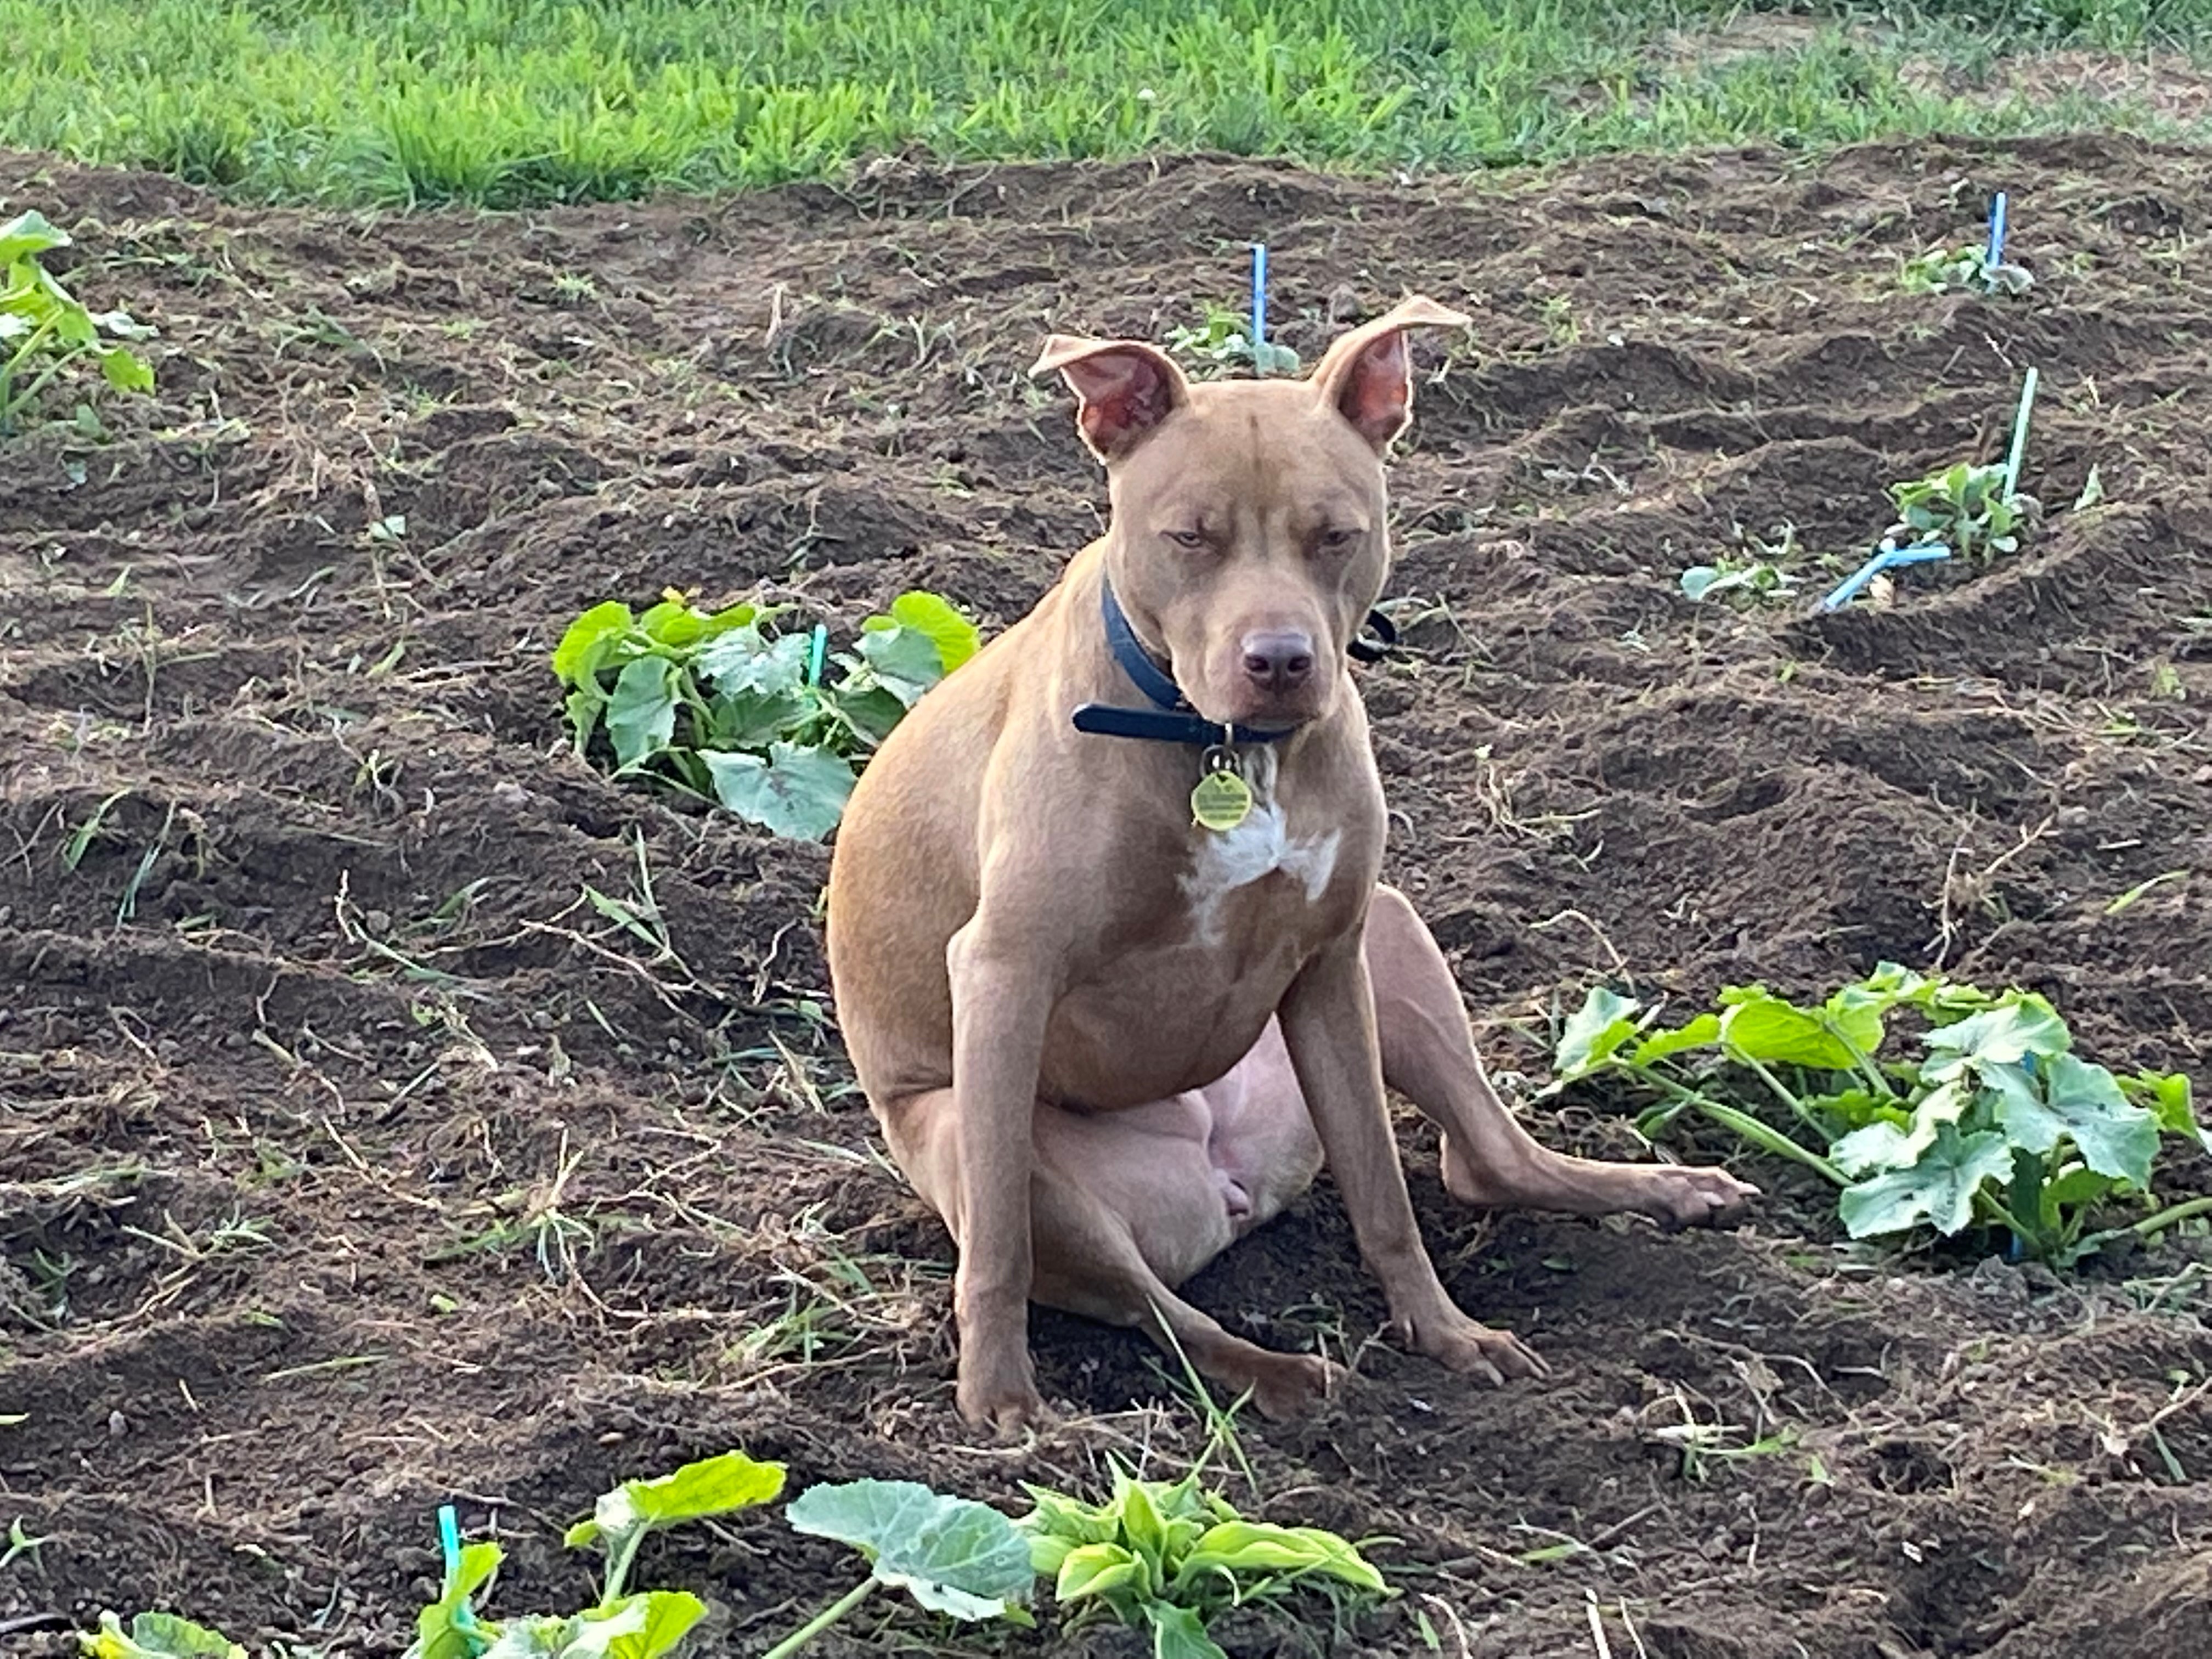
[1069, 579, 1397, 748]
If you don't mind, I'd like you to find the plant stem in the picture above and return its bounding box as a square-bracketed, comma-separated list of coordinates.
[760, 1579, 877, 1659]
[1976, 1191, 2042, 1251]
[602, 1527, 647, 1607]
[1734, 1053, 1825, 1133]
[2129, 1194, 2212, 1240]
[2007, 1147, 2047, 1261]
[1828, 1027, 1898, 1102]
[1635, 1070, 1847, 1186]
[0, 312, 69, 427]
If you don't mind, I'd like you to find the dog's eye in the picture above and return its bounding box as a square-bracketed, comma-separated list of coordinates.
[1164, 529, 1207, 550]
[1318, 527, 1361, 550]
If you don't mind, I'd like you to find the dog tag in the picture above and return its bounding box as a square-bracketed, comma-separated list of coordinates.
[1192, 766, 1254, 832]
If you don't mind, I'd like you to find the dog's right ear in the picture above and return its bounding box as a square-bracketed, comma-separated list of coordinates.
[1029, 335, 1190, 463]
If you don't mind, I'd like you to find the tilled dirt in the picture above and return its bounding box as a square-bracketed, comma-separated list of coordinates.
[4, 133, 2212, 1657]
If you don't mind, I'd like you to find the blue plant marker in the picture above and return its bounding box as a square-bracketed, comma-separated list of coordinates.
[1250, 242, 1268, 375]
[438, 1504, 484, 1647]
[806, 622, 828, 686]
[1987, 191, 2009, 270]
[1818, 542, 1952, 613]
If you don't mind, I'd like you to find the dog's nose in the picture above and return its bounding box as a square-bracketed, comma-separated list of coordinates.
[1240, 630, 1315, 692]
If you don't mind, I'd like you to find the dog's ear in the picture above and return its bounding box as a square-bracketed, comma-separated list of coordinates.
[1309, 295, 1470, 454]
[1029, 335, 1190, 462]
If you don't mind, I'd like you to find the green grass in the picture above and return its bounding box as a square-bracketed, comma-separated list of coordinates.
[7, 1, 2212, 208]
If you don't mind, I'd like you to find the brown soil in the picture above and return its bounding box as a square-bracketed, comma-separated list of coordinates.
[4, 132, 2212, 1659]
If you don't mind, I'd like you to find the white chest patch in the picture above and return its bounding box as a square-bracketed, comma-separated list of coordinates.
[1179, 750, 1341, 945]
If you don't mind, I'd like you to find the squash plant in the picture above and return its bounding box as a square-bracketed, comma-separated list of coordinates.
[1548, 964, 2207, 1265]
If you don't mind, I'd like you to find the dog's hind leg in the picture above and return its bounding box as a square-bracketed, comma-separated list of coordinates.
[881, 1087, 1340, 1420]
[1362, 884, 1757, 1229]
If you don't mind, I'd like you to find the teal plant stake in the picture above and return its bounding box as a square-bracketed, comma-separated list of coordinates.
[2003, 366, 2038, 498]
[1250, 242, 1268, 375]
[437, 1504, 487, 1654]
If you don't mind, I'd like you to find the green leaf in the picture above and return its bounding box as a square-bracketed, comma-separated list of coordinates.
[1553, 987, 1643, 1081]
[567, 1450, 787, 1549]
[1630, 1013, 1722, 1066]
[477, 1616, 561, 1659]
[564, 686, 610, 756]
[856, 623, 950, 706]
[787, 1477, 1036, 1622]
[696, 628, 809, 697]
[552, 602, 636, 686]
[605, 1592, 706, 1659]
[1832, 1078, 1973, 1177]
[478, 1599, 696, 1659]
[606, 657, 681, 769]
[1179, 1520, 1386, 1594]
[702, 742, 856, 842]
[1018, 1486, 1119, 1547]
[1797, 1088, 1895, 1139]
[88, 305, 156, 342]
[1718, 992, 1877, 1070]
[695, 602, 759, 641]
[637, 599, 710, 650]
[1989, 1055, 2159, 1187]
[2126, 1069, 2211, 1155]
[99, 345, 154, 393]
[824, 682, 909, 746]
[1922, 996, 2070, 1077]
[2040, 1163, 2120, 1222]
[1146, 1602, 1229, 1659]
[404, 1539, 504, 1659]
[1057, 1541, 1144, 1602]
[1116, 1474, 1168, 1585]
[1678, 565, 1725, 601]
[1026, 1531, 1080, 1579]
[0, 210, 69, 266]
[884, 590, 981, 672]
[703, 687, 809, 749]
[1838, 1123, 2013, 1238]
[81, 1612, 246, 1659]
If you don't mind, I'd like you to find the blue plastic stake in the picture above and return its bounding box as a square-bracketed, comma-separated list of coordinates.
[806, 623, 828, 686]
[1250, 242, 1268, 375]
[2002, 366, 2039, 499]
[1818, 542, 1953, 613]
[1987, 191, 2009, 270]
[438, 1505, 483, 1645]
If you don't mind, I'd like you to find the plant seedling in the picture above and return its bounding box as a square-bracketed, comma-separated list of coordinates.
[1678, 556, 1798, 605]
[78, 1612, 244, 1659]
[766, 1479, 1036, 1657]
[1547, 963, 2207, 1265]
[551, 588, 980, 841]
[1, 210, 156, 435]
[1901, 244, 2033, 297]
[1165, 303, 1300, 377]
[1882, 461, 2033, 563]
[406, 1449, 787, 1659]
[1018, 1458, 1391, 1659]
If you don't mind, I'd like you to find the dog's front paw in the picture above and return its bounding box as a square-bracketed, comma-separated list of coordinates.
[1636, 1164, 1760, 1232]
[956, 1355, 1053, 1438]
[1403, 1308, 1549, 1387]
[1248, 1352, 1344, 1421]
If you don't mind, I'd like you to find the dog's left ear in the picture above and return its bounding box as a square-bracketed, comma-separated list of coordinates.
[1309, 295, 1470, 454]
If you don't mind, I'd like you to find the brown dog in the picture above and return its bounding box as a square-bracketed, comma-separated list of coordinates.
[823, 297, 1753, 1432]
